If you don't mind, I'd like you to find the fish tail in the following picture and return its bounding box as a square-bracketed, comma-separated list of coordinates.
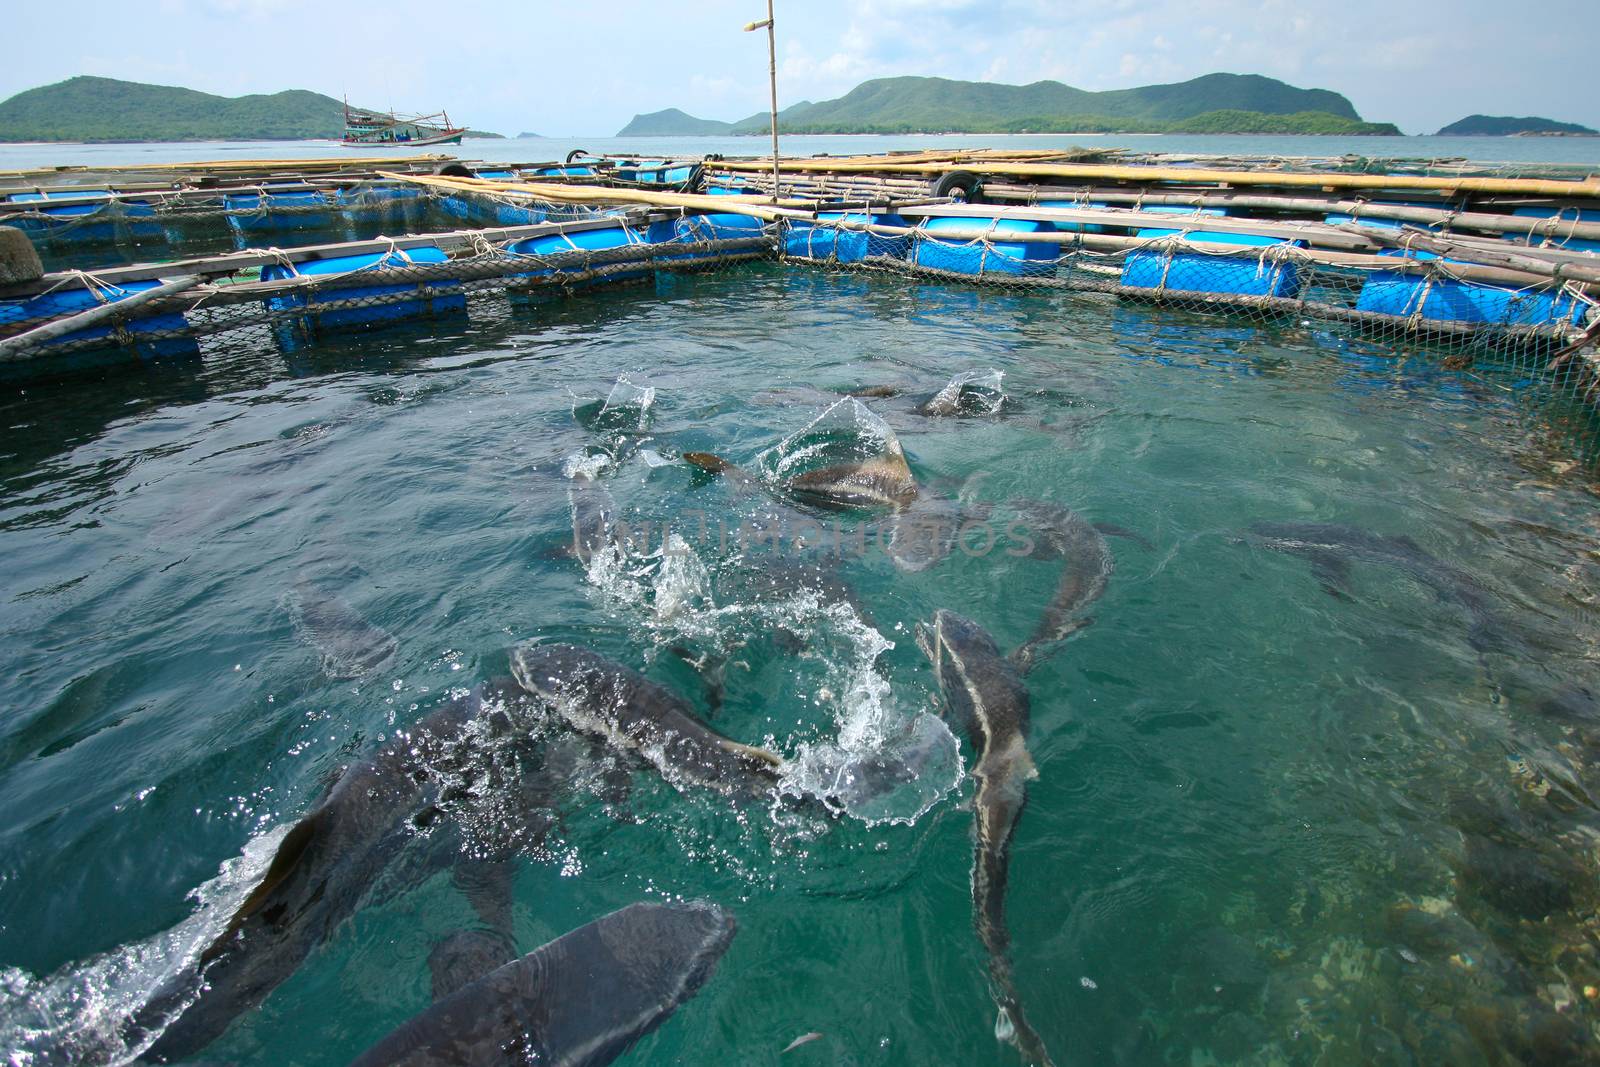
[992, 983, 1057, 1067]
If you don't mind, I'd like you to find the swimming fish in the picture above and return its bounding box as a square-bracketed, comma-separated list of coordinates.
[134, 680, 536, 1063]
[349, 901, 737, 1067]
[684, 450, 917, 512]
[1247, 521, 1514, 652]
[1008, 501, 1143, 674]
[286, 576, 398, 679]
[510, 641, 783, 799]
[916, 610, 1056, 1067]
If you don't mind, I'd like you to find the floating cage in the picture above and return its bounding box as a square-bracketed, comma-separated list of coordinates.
[3, 154, 1598, 449]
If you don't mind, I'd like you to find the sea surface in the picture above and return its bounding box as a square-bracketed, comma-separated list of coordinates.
[2, 256, 1600, 1066]
[1, 133, 1598, 172]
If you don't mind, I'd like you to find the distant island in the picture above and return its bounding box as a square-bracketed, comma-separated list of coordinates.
[516, 132, 544, 139]
[0, 76, 502, 142]
[617, 73, 1401, 136]
[1436, 114, 1596, 136]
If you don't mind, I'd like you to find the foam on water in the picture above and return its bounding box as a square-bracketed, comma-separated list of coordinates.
[0, 825, 290, 1067]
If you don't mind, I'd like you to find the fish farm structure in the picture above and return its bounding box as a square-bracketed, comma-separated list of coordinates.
[8, 144, 1600, 1067]
[4, 148, 1600, 415]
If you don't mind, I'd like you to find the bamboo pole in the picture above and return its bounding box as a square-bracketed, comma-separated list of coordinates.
[715, 158, 1600, 197]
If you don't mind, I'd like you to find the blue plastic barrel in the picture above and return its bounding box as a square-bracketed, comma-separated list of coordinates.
[7, 190, 158, 243]
[224, 189, 330, 234]
[784, 212, 909, 263]
[0, 279, 197, 360]
[646, 213, 766, 263]
[913, 216, 1058, 277]
[1121, 229, 1303, 298]
[505, 224, 650, 287]
[260, 247, 465, 345]
[1355, 249, 1585, 326]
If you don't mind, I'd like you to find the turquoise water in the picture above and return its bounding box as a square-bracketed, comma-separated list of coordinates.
[2, 265, 1600, 1065]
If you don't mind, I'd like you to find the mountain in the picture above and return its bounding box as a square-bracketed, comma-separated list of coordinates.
[617, 73, 1397, 136]
[619, 108, 736, 136]
[1436, 114, 1596, 136]
[0, 76, 499, 142]
[617, 101, 814, 137]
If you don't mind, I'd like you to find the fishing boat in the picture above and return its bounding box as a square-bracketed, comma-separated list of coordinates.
[341, 100, 466, 148]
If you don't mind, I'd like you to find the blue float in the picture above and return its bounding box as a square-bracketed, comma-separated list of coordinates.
[0, 279, 197, 361]
[1355, 249, 1586, 327]
[784, 212, 909, 263]
[646, 213, 766, 263]
[505, 224, 651, 288]
[224, 188, 331, 234]
[260, 247, 465, 347]
[913, 216, 1058, 277]
[6, 190, 160, 244]
[1121, 229, 1303, 298]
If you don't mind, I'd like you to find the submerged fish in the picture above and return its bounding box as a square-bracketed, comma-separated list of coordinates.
[1008, 501, 1142, 674]
[787, 454, 919, 511]
[916, 369, 1006, 418]
[685, 449, 918, 512]
[350, 901, 736, 1067]
[133, 680, 535, 1063]
[1247, 521, 1514, 652]
[510, 641, 783, 799]
[287, 577, 397, 679]
[916, 610, 1056, 1067]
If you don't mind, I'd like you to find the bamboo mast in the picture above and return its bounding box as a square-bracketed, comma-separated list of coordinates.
[744, 1, 781, 204]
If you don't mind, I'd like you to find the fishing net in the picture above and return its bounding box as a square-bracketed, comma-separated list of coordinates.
[4, 184, 1598, 465]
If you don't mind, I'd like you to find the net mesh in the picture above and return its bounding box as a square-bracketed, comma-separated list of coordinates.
[5, 190, 1598, 464]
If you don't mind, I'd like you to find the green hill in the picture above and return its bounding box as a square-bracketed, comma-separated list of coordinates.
[0, 76, 497, 142]
[1436, 114, 1596, 136]
[618, 73, 1396, 136]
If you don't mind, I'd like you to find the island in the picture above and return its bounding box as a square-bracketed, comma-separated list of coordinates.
[616, 73, 1400, 137]
[0, 76, 501, 143]
[1436, 114, 1597, 136]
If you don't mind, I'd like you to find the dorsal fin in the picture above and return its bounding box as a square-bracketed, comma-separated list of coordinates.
[231, 805, 329, 926]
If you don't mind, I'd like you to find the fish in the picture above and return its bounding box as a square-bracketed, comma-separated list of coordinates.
[915, 369, 1006, 418]
[915, 610, 1056, 1067]
[684, 450, 918, 512]
[132, 680, 537, 1063]
[349, 901, 737, 1067]
[1247, 521, 1514, 652]
[781, 1031, 825, 1054]
[426, 928, 519, 1002]
[286, 576, 398, 679]
[1008, 501, 1141, 674]
[786, 454, 919, 511]
[510, 641, 783, 799]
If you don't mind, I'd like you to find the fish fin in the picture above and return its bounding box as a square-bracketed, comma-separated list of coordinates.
[1009, 619, 1094, 675]
[1093, 522, 1154, 551]
[716, 736, 784, 768]
[1305, 550, 1354, 600]
[229, 805, 329, 929]
[682, 451, 735, 474]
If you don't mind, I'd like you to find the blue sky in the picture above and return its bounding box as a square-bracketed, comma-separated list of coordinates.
[2, 0, 1594, 136]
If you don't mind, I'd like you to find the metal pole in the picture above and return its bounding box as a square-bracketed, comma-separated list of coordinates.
[766, 0, 780, 203]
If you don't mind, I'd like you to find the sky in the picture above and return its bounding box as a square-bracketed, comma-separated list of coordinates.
[1, 0, 1595, 137]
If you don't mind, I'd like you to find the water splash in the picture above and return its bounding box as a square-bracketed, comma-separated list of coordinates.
[923, 368, 1005, 416]
[0, 826, 291, 1067]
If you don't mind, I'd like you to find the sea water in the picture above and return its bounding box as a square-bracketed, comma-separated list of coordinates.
[1, 264, 1599, 1064]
